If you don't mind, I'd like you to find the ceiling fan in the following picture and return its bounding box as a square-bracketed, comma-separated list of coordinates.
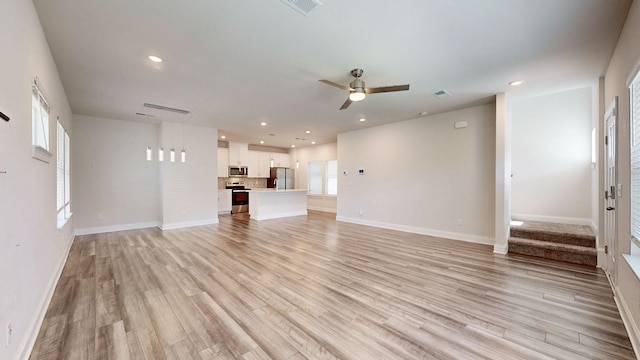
[319, 68, 410, 110]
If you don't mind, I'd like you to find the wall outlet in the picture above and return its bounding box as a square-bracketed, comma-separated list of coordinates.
[97, 213, 104, 221]
[359, 208, 363, 216]
[457, 219, 463, 226]
[6, 321, 13, 347]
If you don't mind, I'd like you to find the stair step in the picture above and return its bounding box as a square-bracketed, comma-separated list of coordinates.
[509, 237, 597, 266]
[510, 221, 595, 248]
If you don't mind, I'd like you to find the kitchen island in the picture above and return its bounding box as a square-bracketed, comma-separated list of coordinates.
[249, 188, 307, 220]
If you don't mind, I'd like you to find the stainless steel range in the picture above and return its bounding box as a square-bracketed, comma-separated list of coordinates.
[226, 181, 251, 213]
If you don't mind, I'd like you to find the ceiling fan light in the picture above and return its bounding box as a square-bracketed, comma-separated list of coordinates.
[349, 89, 366, 102]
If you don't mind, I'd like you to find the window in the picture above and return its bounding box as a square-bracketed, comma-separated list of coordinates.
[326, 160, 338, 196]
[308, 160, 338, 196]
[308, 161, 323, 195]
[57, 121, 71, 226]
[631, 69, 640, 253]
[32, 79, 52, 162]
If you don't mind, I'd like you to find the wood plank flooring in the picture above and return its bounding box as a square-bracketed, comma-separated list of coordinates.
[30, 211, 635, 359]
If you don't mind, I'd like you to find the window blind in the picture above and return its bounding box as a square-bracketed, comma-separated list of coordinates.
[57, 122, 65, 212]
[56, 121, 71, 220]
[308, 161, 323, 195]
[32, 83, 50, 150]
[631, 71, 640, 240]
[326, 160, 338, 196]
[64, 131, 71, 217]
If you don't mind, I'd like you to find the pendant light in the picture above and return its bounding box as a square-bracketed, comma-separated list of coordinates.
[181, 120, 187, 163]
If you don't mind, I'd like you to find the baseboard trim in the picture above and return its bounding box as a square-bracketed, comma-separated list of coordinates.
[336, 216, 494, 246]
[20, 228, 75, 360]
[597, 247, 606, 268]
[494, 243, 508, 255]
[609, 275, 640, 360]
[511, 213, 592, 227]
[590, 219, 598, 236]
[307, 205, 337, 213]
[160, 218, 218, 231]
[75, 221, 161, 235]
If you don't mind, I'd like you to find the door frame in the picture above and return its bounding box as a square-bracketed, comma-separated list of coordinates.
[604, 96, 618, 282]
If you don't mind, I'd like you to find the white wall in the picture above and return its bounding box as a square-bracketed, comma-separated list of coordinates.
[0, 1, 75, 359]
[74, 118, 219, 232]
[291, 143, 338, 213]
[337, 104, 496, 244]
[511, 86, 593, 224]
[160, 121, 218, 229]
[73, 115, 160, 233]
[603, 0, 640, 353]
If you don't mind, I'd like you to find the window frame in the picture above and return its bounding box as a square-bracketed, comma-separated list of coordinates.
[56, 121, 71, 227]
[325, 160, 338, 196]
[32, 79, 52, 162]
[307, 160, 338, 197]
[308, 161, 324, 195]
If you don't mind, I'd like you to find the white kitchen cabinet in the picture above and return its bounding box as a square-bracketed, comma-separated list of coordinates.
[270, 152, 291, 168]
[228, 142, 249, 166]
[249, 150, 272, 178]
[217, 148, 229, 177]
[248, 151, 260, 178]
[258, 152, 271, 177]
[218, 189, 232, 213]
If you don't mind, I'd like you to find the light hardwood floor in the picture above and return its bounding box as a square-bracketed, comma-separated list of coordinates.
[30, 211, 635, 359]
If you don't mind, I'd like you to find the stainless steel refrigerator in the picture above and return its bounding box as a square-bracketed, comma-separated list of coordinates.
[268, 167, 295, 190]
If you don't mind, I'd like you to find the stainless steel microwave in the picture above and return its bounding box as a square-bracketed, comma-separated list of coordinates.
[229, 166, 248, 177]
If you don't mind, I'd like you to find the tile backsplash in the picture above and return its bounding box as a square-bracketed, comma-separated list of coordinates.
[218, 177, 268, 189]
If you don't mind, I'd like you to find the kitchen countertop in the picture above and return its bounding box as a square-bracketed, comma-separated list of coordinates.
[249, 188, 307, 193]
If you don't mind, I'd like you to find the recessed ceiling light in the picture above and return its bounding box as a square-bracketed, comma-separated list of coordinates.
[291, 144, 295, 148]
[220, 135, 226, 139]
[148, 55, 163, 63]
[359, 118, 366, 122]
[419, 111, 428, 116]
[509, 80, 523, 86]
[260, 122, 267, 126]
[260, 140, 264, 144]
[311, 141, 316, 145]
[305, 130, 311, 134]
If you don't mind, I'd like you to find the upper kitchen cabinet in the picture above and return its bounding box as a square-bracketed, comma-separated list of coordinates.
[248, 150, 271, 178]
[271, 152, 291, 168]
[228, 142, 249, 166]
[217, 148, 229, 177]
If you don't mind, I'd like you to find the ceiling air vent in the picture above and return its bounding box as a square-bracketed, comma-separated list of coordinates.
[143, 103, 190, 114]
[281, 0, 322, 16]
[433, 90, 451, 99]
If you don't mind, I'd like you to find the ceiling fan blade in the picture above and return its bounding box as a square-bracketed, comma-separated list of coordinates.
[319, 79, 352, 91]
[339, 97, 352, 110]
[365, 84, 410, 94]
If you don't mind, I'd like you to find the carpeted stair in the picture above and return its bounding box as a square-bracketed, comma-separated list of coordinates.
[508, 220, 597, 266]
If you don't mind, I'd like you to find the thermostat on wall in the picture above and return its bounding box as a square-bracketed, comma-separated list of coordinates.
[358, 168, 365, 175]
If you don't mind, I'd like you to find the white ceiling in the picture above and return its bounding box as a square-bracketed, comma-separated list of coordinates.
[33, 0, 631, 149]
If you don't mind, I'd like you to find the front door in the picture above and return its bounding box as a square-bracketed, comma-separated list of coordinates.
[604, 97, 618, 283]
